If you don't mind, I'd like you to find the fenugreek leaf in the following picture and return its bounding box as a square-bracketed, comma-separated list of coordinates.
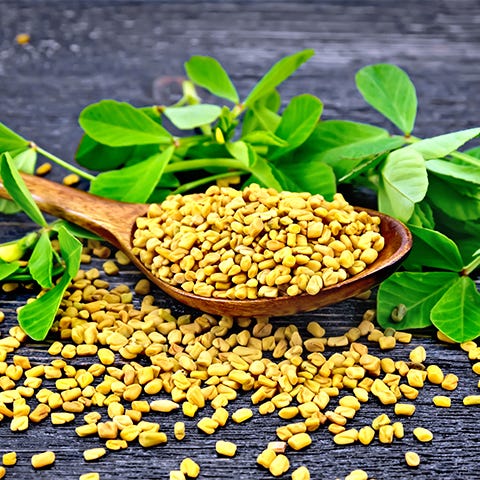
[241, 130, 288, 147]
[431, 276, 480, 342]
[426, 159, 480, 185]
[408, 201, 435, 229]
[378, 148, 428, 222]
[427, 174, 480, 221]
[185, 56, 239, 104]
[0, 152, 47, 227]
[79, 100, 172, 146]
[163, 104, 222, 130]
[0, 121, 29, 152]
[244, 49, 315, 107]
[356, 64, 417, 135]
[28, 231, 53, 289]
[466, 146, 480, 159]
[403, 225, 464, 272]
[51, 220, 101, 240]
[270, 94, 323, 160]
[250, 104, 281, 132]
[246, 150, 283, 191]
[409, 128, 480, 160]
[0, 261, 21, 281]
[377, 271, 458, 330]
[18, 226, 81, 341]
[241, 90, 281, 136]
[90, 146, 175, 202]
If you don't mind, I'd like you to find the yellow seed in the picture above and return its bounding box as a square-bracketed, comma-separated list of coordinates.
[196, 417, 218, 434]
[287, 432, 312, 450]
[231, 407, 253, 423]
[83, 448, 107, 461]
[79, 473, 100, 480]
[441, 373, 459, 391]
[426, 364, 444, 384]
[150, 399, 180, 413]
[63, 173, 80, 186]
[76, 423, 98, 437]
[405, 451, 421, 467]
[393, 421, 404, 439]
[174, 421, 186, 440]
[31, 451, 56, 469]
[394, 403, 416, 416]
[180, 458, 200, 478]
[378, 424, 394, 443]
[215, 440, 237, 457]
[433, 395, 451, 408]
[409, 346, 426, 364]
[0, 467, 5, 479]
[98, 348, 115, 365]
[257, 448, 277, 468]
[463, 395, 480, 406]
[358, 426, 375, 445]
[292, 466, 310, 480]
[372, 413, 390, 430]
[268, 454, 290, 477]
[138, 431, 167, 447]
[2, 451, 17, 466]
[51, 412, 75, 424]
[211, 407, 229, 427]
[333, 428, 358, 445]
[413, 427, 433, 442]
[345, 469, 368, 480]
[106, 439, 128, 451]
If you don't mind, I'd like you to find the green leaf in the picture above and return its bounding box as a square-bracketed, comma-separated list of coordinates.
[242, 131, 288, 147]
[377, 271, 458, 330]
[410, 128, 480, 160]
[163, 104, 222, 130]
[276, 156, 336, 199]
[79, 100, 172, 147]
[18, 272, 71, 340]
[75, 134, 134, 171]
[251, 104, 281, 132]
[247, 151, 283, 191]
[431, 276, 480, 342]
[465, 145, 480, 159]
[403, 225, 464, 272]
[270, 94, 323, 159]
[51, 220, 102, 240]
[0, 261, 21, 281]
[0, 148, 38, 214]
[241, 90, 281, 136]
[28, 231, 54, 288]
[18, 226, 81, 341]
[426, 159, 480, 185]
[226, 141, 254, 168]
[58, 225, 82, 277]
[89, 147, 175, 202]
[408, 201, 435, 229]
[356, 64, 417, 134]
[378, 148, 428, 221]
[184, 56, 239, 104]
[244, 49, 315, 107]
[427, 174, 480, 221]
[0, 121, 29, 152]
[0, 152, 47, 226]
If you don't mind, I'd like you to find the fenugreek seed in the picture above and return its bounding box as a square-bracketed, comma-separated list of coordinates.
[257, 448, 277, 468]
[394, 403, 416, 416]
[231, 407, 253, 423]
[180, 458, 200, 478]
[267, 441, 287, 453]
[378, 424, 394, 443]
[358, 426, 375, 445]
[287, 432, 312, 451]
[51, 412, 76, 425]
[432, 395, 451, 408]
[83, 448, 107, 461]
[413, 427, 433, 442]
[269, 454, 290, 477]
[97, 348, 115, 366]
[393, 421, 404, 439]
[405, 451, 421, 467]
[197, 417, 218, 434]
[139, 431, 168, 447]
[409, 346, 426, 364]
[333, 428, 358, 445]
[441, 373, 459, 391]
[292, 466, 311, 480]
[0, 467, 5, 479]
[170, 471, 186, 480]
[426, 364, 444, 384]
[372, 413, 390, 430]
[345, 469, 369, 480]
[63, 173, 80, 186]
[2, 451, 17, 466]
[150, 399, 179, 413]
[31, 451, 56, 469]
[215, 440, 237, 457]
[463, 395, 480, 406]
[76, 423, 98, 437]
[79, 473, 100, 480]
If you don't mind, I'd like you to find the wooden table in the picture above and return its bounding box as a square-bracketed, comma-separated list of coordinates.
[1, 1, 479, 479]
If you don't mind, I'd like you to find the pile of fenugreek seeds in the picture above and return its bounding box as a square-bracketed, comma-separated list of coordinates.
[132, 184, 384, 299]
[0, 215, 479, 479]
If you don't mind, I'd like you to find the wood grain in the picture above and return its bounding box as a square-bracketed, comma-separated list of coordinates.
[0, 1, 479, 479]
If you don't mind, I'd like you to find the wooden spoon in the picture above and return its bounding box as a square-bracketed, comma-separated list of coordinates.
[0, 173, 412, 317]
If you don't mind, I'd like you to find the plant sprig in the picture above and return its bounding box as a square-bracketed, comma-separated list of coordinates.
[0, 50, 479, 341]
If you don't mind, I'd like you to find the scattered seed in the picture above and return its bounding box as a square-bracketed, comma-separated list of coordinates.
[405, 451, 420, 467]
[31, 451, 55, 469]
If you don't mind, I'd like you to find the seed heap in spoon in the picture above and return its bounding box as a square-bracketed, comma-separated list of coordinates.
[132, 184, 384, 300]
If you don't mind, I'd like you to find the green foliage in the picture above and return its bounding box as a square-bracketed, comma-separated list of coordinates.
[0, 50, 479, 341]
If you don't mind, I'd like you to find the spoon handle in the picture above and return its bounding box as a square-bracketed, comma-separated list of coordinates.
[0, 173, 146, 250]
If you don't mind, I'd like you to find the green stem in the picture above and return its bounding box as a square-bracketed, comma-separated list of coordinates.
[34, 145, 95, 181]
[171, 170, 244, 195]
[164, 158, 247, 174]
[463, 253, 480, 276]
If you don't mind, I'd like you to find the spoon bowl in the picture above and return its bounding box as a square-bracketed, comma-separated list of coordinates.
[0, 173, 412, 317]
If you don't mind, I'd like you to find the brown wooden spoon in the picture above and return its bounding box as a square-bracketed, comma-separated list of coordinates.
[0, 173, 412, 317]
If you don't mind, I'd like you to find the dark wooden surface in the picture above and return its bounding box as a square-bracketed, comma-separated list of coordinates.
[0, 1, 479, 479]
